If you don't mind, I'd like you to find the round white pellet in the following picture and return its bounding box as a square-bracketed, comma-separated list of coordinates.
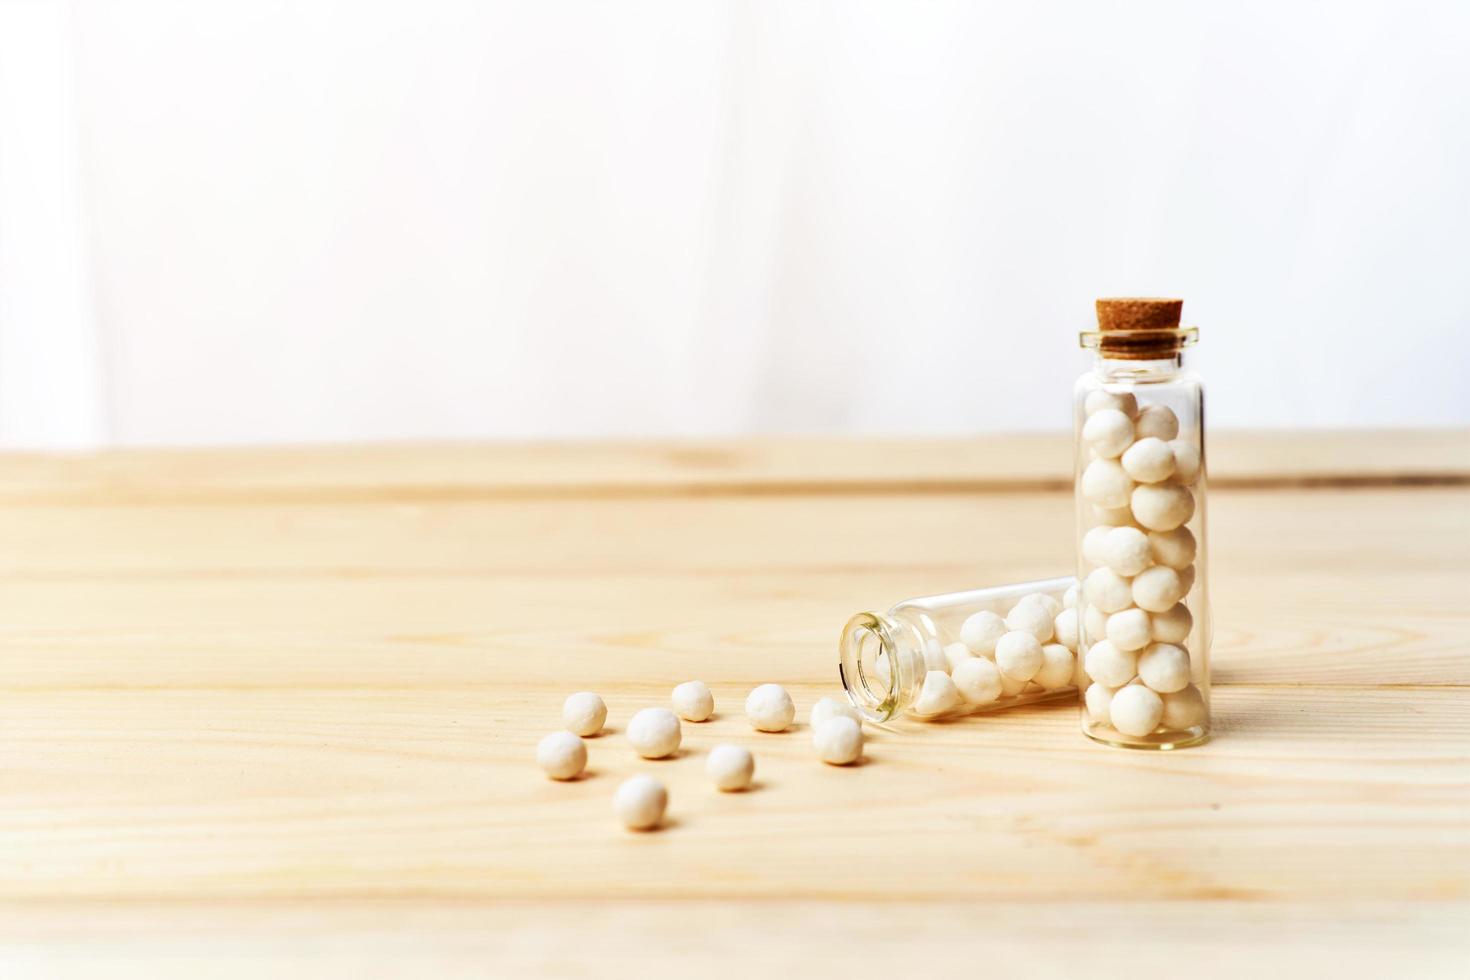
[536, 731, 588, 780]
[614, 774, 667, 830]
[960, 610, 1006, 655]
[995, 630, 1043, 682]
[1082, 409, 1134, 459]
[952, 657, 1003, 704]
[1018, 592, 1062, 620]
[1083, 603, 1109, 645]
[1170, 440, 1201, 484]
[1101, 525, 1152, 576]
[1034, 643, 1075, 690]
[1085, 389, 1138, 418]
[671, 680, 714, 722]
[813, 716, 864, 765]
[1133, 565, 1186, 612]
[943, 641, 975, 673]
[1082, 458, 1135, 509]
[1110, 684, 1164, 736]
[922, 639, 950, 674]
[1063, 582, 1080, 609]
[1082, 525, 1113, 567]
[562, 691, 607, 737]
[912, 670, 962, 717]
[627, 707, 682, 759]
[744, 684, 795, 732]
[1160, 685, 1207, 730]
[1138, 642, 1191, 694]
[1131, 483, 1194, 532]
[1085, 682, 1117, 723]
[1178, 564, 1197, 596]
[1148, 526, 1196, 569]
[810, 696, 862, 729]
[998, 671, 1028, 696]
[1005, 601, 1054, 643]
[1084, 567, 1133, 613]
[1106, 607, 1152, 652]
[1093, 504, 1136, 526]
[1151, 602, 1193, 644]
[706, 744, 755, 791]
[1054, 607, 1080, 651]
[1121, 437, 1176, 484]
[1084, 639, 1138, 688]
[1134, 404, 1180, 442]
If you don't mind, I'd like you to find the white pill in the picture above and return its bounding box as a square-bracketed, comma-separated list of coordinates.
[536, 731, 588, 780]
[1083, 603, 1109, 645]
[1084, 567, 1133, 613]
[1082, 409, 1134, 458]
[1106, 607, 1152, 652]
[1110, 684, 1164, 736]
[614, 774, 667, 830]
[912, 670, 962, 717]
[1151, 602, 1193, 644]
[1085, 389, 1138, 418]
[562, 691, 607, 737]
[671, 680, 714, 722]
[1134, 404, 1180, 442]
[998, 671, 1029, 696]
[1170, 440, 1201, 484]
[1101, 525, 1152, 576]
[1178, 564, 1197, 595]
[1121, 437, 1176, 484]
[1084, 639, 1138, 688]
[1133, 565, 1186, 612]
[1018, 592, 1062, 620]
[1085, 682, 1116, 723]
[1131, 483, 1194, 532]
[744, 684, 795, 732]
[813, 716, 864, 765]
[960, 610, 1006, 655]
[952, 657, 1003, 704]
[1054, 607, 1080, 651]
[872, 650, 892, 687]
[1082, 458, 1135, 509]
[1035, 644, 1075, 690]
[627, 707, 682, 759]
[1148, 526, 1196, 569]
[1160, 684, 1207, 730]
[1082, 525, 1113, 567]
[1093, 504, 1136, 526]
[1063, 582, 1080, 609]
[943, 641, 975, 673]
[706, 743, 755, 791]
[922, 638, 950, 674]
[1138, 642, 1191, 693]
[810, 695, 862, 729]
[995, 630, 1044, 681]
[1005, 601, 1054, 643]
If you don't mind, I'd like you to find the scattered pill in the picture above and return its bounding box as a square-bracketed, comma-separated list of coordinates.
[614, 774, 668, 830]
[745, 684, 796, 732]
[1160, 684, 1207, 730]
[1083, 409, 1134, 458]
[1082, 458, 1135, 509]
[562, 691, 607, 737]
[1133, 565, 1186, 612]
[1106, 607, 1152, 652]
[995, 630, 1044, 681]
[913, 670, 962, 717]
[1109, 684, 1164, 736]
[1054, 607, 1080, 651]
[671, 680, 715, 722]
[1084, 567, 1133, 613]
[1131, 483, 1194, 532]
[1148, 526, 1196, 569]
[706, 744, 755, 791]
[1084, 639, 1137, 688]
[1170, 440, 1201, 484]
[537, 731, 588, 780]
[810, 696, 862, 729]
[1151, 602, 1193, 644]
[1121, 437, 1176, 484]
[813, 716, 864, 765]
[1101, 525, 1152, 576]
[1134, 404, 1180, 442]
[1085, 389, 1138, 418]
[952, 656, 1003, 704]
[1138, 642, 1191, 693]
[627, 707, 682, 759]
[1085, 682, 1116, 723]
[1005, 601, 1055, 643]
[1035, 643, 1076, 690]
[960, 610, 1007, 655]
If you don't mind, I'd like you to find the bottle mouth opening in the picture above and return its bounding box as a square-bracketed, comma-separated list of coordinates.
[839, 612, 908, 723]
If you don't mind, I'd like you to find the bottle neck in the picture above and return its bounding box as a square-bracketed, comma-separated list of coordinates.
[1091, 353, 1184, 383]
[838, 611, 927, 723]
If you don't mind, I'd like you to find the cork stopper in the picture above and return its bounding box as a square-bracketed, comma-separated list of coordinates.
[1089, 297, 1191, 359]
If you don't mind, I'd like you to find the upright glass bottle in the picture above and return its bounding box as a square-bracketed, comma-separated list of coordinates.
[1074, 298, 1211, 749]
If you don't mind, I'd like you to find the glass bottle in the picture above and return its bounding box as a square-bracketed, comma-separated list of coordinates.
[1074, 298, 1211, 749]
[838, 576, 1079, 724]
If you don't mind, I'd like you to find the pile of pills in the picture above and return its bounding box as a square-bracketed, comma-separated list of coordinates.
[909, 588, 1081, 720]
[1078, 389, 1207, 738]
[534, 681, 865, 831]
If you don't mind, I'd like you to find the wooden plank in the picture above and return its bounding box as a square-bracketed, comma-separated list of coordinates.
[0, 430, 1463, 503]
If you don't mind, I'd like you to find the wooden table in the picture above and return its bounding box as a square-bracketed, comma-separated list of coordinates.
[3, 432, 1468, 977]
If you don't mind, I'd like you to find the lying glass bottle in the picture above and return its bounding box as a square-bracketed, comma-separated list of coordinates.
[838, 576, 1079, 723]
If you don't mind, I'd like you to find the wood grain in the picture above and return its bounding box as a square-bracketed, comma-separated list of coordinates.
[1, 433, 1466, 977]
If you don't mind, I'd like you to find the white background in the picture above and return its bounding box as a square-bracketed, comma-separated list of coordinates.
[2, 0, 1467, 448]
